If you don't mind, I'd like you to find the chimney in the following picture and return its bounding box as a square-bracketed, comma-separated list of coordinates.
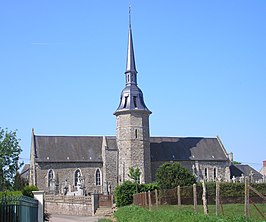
[263, 160, 266, 167]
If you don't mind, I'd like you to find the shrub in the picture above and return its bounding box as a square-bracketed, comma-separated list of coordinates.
[0, 191, 22, 199]
[156, 162, 196, 189]
[139, 183, 159, 192]
[115, 181, 136, 207]
[22, 185, 38, 198]
[115, 181, 159, 207]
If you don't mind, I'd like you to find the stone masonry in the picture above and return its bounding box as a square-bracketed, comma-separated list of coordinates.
[116, 111, 151, 184]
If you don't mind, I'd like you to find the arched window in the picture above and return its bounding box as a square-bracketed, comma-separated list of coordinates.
[74, 169, 81, 186]
[48, 169, 54, 187]
[204, 168, 208, 179]
[123, 96, 128, 108]
[95, 169, 101, 186]
[214, 168, 217, 179]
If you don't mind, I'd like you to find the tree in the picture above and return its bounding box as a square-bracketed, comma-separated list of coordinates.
[22, 185, 39, 198]
[128, 167, 141, 184]
[0, 128, 23, 190]
[14, 171, 28, 191]
[156, 162, 196, 189]
[232, 161, 242, 165]
[128, 167, 141, 193]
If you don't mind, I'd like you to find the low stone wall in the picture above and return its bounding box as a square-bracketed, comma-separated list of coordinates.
[45, 195, 92, 216]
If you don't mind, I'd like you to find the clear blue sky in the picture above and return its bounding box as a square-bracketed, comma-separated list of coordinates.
[1, 1, 265, 171]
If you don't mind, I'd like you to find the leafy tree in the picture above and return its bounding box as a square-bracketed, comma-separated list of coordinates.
[232, 161, 242, 164]
[128, 167, 141, 193]
[0, 128, 23, 190]
[128, 167, 141, 184]
[14, 171, 28, 191]
[156, 162, 196, 189]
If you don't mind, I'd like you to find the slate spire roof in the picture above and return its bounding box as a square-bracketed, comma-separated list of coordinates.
[125, 6, 137, 81]
[114, 7, 151, 115]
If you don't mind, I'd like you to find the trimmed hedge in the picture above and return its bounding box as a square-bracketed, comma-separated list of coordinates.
[0, 191, 22, 199]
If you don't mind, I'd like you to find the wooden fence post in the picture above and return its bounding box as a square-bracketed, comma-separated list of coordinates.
[155, 189, 159, 208]
[145, 192, 148, 207]
[202, 181, 208, 215]
[193, 183, 197, 212]
[148, 190, 152, 211]
[244, 177, 250, 217]
[216, 181, 220, 216]
[177, 185, 181, 206]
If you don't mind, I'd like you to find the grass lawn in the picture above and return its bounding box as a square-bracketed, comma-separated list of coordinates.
[100, 204, 266, 222]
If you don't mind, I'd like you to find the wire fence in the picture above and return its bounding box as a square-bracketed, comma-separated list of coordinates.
[133, 179, 266, 219]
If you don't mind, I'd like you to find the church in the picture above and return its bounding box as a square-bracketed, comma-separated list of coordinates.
[29, 14, 232, 195]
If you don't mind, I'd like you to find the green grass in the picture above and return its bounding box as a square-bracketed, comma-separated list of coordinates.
[192, 204, 266, 220]
[112, 204, 266, 222]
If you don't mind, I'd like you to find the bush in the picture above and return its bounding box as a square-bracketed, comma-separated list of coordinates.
[115, 181, 159, 207]
[139, 183, 159, 192]
[22, 185, 38, 198]
[115, 181, 136, 207]
[156, 162, 196, 189]
[0, 191, 22, 199]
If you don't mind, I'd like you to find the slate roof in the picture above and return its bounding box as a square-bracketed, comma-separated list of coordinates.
[21, 164, 30, 179]
[230, 164, 263, 181]
[105, 136, 118, 150]
[34, 136, 104, 162]
[34, 135, 228, 163]
[150, 137, 228, 162]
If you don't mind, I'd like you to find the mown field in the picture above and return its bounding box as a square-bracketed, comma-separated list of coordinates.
[100, 204, 266, 222]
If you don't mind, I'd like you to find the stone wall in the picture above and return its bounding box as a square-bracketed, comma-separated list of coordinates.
[46, 202, 92, 216]
[36, 162, 103, 194]
[45, 194, 92, 216]
[102, 139, 118, 194]
[116, 111, 151, 184]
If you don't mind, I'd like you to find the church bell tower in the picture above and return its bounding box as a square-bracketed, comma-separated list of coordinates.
[114, 9, 152, 184]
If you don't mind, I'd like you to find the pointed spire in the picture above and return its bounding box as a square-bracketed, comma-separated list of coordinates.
[126, 5, 137, 75]
[114, 6, 151, 115]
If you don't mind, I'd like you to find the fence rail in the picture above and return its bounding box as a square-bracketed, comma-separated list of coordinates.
[0, 194, 38, 222]
[133, 180, 266, 219]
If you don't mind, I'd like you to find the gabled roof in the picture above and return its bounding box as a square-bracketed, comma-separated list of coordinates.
[150, 137, 228, 161]
[230, 164, 263, 181]
[33, 135, 229, 163]
[34, 135, 103, 162]
[21, 164, 30, 179]
[105, 136, 118, 150]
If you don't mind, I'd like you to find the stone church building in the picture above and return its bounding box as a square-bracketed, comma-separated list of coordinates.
[29, 17, 231, 195]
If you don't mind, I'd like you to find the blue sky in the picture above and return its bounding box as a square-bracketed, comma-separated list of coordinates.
[0, 1, 265, 171]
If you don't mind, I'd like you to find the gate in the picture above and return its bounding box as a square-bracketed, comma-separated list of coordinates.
[99, 194, 113, 208]
[0, 194, 38, 222]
